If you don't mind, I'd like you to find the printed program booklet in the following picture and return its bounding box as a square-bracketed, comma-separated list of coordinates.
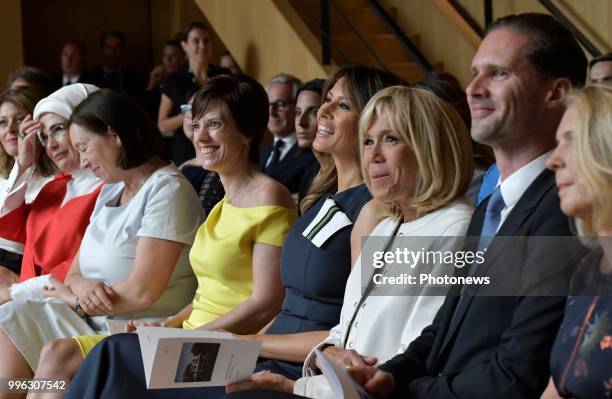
[136, 326, 261, 389]
[315, 349, 370, 399]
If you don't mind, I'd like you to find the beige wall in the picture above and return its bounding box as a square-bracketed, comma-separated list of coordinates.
[0, 0, 24, 86]
[195, 0, 330, 85]
[150, 0, 227, 66]
[385, 0, 478, 87]
[386, 0, 612, 87]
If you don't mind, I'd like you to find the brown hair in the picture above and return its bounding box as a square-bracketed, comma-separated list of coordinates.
[192, 74, 269, 164]
[70, 89, 162, 169]
[300, 65, 405, 213]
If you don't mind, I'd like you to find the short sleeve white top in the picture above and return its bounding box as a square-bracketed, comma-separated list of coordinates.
[78, 164, 204, 324]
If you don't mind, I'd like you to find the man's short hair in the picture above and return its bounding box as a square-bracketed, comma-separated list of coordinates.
[100, 30, 126, 48]
[267, 73, 302, 100]
[62, 40, 87, 56]
[589, 52, 612, 69]
[485, 13, 587, 87]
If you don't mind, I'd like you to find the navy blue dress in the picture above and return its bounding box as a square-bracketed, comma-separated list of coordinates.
[65, 184, 371, 399]
[550, 250, 612, 398]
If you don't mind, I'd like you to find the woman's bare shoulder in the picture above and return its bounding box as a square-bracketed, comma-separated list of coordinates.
[249, 173, 295, 209]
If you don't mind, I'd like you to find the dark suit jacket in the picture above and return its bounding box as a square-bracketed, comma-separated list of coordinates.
[379, 169, 583, 399]
[259, 144, 316, 193]
[88, 66, 146, 104]
[53, 71, 96, 90]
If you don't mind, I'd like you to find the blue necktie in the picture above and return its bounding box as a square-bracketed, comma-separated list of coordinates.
[451, 186, 506, 325]
[475, 186, 506, 254]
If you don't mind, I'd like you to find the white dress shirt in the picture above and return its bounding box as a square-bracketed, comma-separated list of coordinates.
[496, 151, 552, 232]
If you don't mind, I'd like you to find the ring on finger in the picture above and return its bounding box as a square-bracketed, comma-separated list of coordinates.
[19, 132, 26, 139]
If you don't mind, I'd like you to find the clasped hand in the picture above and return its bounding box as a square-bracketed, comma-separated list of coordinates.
[43, 276, 116, 316]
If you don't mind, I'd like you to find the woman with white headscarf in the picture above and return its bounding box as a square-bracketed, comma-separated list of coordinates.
[0, 84, 102, 303]
[0, 87, 202, 386]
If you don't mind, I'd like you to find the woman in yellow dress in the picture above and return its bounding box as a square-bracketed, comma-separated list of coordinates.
[29, 74, 297, 397]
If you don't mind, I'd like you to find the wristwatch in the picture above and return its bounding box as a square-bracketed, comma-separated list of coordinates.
[74, 297, 87, 317]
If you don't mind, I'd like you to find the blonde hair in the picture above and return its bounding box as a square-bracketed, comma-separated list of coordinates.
[358, 86, 474, 219]
[567, 85, 612, 237]
[0, 88, 56, 178]
[300, 65, 404, 213]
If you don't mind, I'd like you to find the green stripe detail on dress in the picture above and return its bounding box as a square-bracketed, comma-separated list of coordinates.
[306, 204, 341, 240]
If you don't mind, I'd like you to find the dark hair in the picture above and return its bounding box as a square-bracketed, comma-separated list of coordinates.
[100, 30, 125, 48]
[70, 89, 162, 169]
[301, 65, 406, 213]
[165, 39, 183, 51]
[296, 78, 325, 99]
[5, 66, 54, 95]
[589, 52, 612, 69]
[417, 71, 494, 169]
[191, 74, 268, 164]
[181, 22, 209, 42]
[62, 40, 87, 56]
[323, 65, 406, 114]
[485, 13, 587, 87]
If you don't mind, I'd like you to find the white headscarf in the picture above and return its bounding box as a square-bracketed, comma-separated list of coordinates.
[33, 83, 99, 120]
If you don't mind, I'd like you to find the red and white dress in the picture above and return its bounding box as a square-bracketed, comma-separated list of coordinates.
[0, 167, 103, 282]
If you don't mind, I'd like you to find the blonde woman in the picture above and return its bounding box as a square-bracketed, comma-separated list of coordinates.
[65, 66, 403, 399]
[225, 86, 475, 398]
[542, 85, 612, 399]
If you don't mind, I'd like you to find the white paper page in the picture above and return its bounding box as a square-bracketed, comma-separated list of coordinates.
[138, 329, 157, 387]
[139, 327, 229, 387]
[105, 319, 127, 335]
[314, 349, 369, 399]
[136, 327, 260, 389]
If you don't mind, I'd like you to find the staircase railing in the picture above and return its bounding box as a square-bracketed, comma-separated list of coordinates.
[295, 0, 434, 74]
[365, 0, 433, 72]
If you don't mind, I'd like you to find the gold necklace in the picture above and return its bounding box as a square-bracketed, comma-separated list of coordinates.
[122, 178, 147, 201]
[228, 172, 254, 203]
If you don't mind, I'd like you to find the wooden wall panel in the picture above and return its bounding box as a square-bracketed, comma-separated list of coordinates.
[22, 0, 153, 77]
[149, 0, 227, 66]
[18, 0, 227, 83]
[385, 0, 478, 87]
[387, 0, 612, 87]
[194, 0, 329, 85]
[0, 0, 24, 86]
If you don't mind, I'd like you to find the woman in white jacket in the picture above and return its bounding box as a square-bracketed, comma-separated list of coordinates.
[226, 85, 476, 398]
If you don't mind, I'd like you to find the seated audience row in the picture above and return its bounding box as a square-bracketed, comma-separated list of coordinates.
[0, 85, 203, 383]
[0, 11, 609, 399]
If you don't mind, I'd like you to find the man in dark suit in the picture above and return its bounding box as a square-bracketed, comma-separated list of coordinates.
[343, 13, 588, 399]
[89, 30, 145, 104]
[54, 40, 94, 88]
[260, 73, 316, 194]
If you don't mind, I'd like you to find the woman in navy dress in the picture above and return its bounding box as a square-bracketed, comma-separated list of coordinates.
[65, 66, 404, 399]
[543, 85, 612, 399]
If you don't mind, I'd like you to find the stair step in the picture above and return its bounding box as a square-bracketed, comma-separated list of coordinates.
[327, 6, 397, 35]
[388, 61, 446, 83]
[330, 33, 420, 65]
[293, 1, 397, 35]
[388, 62, 428, 83]
[292, 0, 369, 11]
